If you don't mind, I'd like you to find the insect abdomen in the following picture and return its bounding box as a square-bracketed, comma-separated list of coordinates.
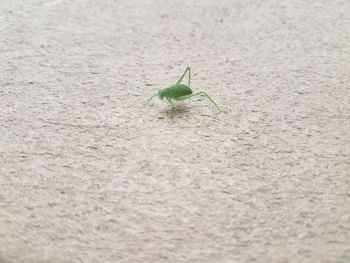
[160, 84, 192, 99]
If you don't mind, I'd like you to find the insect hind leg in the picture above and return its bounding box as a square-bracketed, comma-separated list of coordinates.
[176, 66, 191, 87]
[174, 92, 222, 112]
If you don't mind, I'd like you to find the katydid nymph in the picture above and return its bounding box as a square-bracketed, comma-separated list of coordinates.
[145, 67, 222, 119]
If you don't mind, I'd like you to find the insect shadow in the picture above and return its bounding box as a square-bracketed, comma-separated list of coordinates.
[160, 104, 192, 119]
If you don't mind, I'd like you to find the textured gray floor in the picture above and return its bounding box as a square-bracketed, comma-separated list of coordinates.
[1, 0, 350, 262]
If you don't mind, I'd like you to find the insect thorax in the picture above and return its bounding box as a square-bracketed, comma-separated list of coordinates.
[158, 84, 192, 99]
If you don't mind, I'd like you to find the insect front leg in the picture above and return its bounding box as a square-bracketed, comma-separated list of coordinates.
[166, 98, 177, 119]
[145, 93, 157, 105]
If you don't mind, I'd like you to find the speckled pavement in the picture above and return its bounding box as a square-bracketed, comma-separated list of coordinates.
[0, 1, 349, 262]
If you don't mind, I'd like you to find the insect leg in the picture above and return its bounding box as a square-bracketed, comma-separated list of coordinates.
[174, 92, 222, 112]
[145, 94, 157, 106]
[167, 98, 177, 119]
[175, 66, 191, 87]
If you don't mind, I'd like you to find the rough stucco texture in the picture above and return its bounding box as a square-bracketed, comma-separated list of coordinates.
[0, 0, 350, 262]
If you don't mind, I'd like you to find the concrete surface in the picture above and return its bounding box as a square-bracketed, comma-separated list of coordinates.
[1, 0, 350, 262]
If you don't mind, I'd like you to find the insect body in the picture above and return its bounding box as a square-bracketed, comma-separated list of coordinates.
[158, 84, 192, 100]
[146, 67, 222, 118]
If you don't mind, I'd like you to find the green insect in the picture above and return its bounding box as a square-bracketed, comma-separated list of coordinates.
[146, 67, 222, 119]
